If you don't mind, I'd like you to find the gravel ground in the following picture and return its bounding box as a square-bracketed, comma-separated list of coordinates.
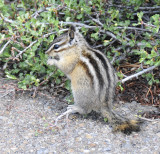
[0, 79, 160, 154]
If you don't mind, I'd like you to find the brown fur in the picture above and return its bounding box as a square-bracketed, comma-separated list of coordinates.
[114, 120, 142, 135]
[46, 26, 142, 134]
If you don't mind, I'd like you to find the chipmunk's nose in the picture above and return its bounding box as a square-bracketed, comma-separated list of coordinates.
[48, 56, 53, 59]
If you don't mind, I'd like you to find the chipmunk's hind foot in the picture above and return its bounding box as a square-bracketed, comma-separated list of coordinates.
[55, 105, 85, 125]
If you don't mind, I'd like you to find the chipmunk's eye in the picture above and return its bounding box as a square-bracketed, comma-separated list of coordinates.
[53, 44, 59, 49]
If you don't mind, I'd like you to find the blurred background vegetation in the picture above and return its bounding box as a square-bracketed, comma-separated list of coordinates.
[0, 0, 159, 105]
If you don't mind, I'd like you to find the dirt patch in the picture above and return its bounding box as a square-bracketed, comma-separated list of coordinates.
[117, 60, 160, 108]
[0, 78, 160, 153]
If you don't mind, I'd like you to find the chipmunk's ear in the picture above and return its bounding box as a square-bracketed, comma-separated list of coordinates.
[68, 25, 76, 40]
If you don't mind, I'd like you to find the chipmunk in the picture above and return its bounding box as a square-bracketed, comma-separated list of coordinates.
[46, 26, 141, 134]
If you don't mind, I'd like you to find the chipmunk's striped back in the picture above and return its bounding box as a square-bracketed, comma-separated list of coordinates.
[46, 26, 141, 134]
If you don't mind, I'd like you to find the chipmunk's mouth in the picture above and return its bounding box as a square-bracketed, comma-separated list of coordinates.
[47, 57, 54, 66]
[48, 55, 60, 61]
[53, 55, 60, 60]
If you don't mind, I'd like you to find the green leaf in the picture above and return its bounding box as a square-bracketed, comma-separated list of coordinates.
[103, 40, 110, 46]
[66, 17, 71, 22]
[0, 1, 4, 8]
[56, 78, 61, 84]
[152, 14, 160, 26]
[155, 60, 160, 66]
[77, 14, 83, 19]
[137, 12, 143, 22]
[104, 117, 108, 122]
[148, 80, 153, 85]
[5, 72, 17, 80]
[155, 79, 159, 84]
[91, 32, 99, 40]
[65, 80, 71, 91]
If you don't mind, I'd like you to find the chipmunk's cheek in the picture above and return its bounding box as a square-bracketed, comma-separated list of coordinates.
[47, 58, 54, 65]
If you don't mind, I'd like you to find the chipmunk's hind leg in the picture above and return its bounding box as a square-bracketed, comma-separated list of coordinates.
[55, 105, 86, 125]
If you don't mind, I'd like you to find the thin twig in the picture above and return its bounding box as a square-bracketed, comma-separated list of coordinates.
[62, 21, 120, 41]
[43, 29, 68, 38]
[14, 40, 37, 59]
[86, 14, 103, 26]
[116, 26, 152, 32]
[31, 4, 63, 18]
[0, 40, 11, 55]
[138, 6, 160, 10]
[100, 30, 120, 41]
[94, 44, 104, 49]
[63, 21, 123, 42]
[109, 5, 160, 10]
[121, 65, 158, 83]
[13, 29, 68, 59]
[138, 116, 160, 122]
[144, 85, 153, 104]
[142, 22, 157, 28]
[62, 21, 97, 29]
[0, 16, 15, 24]
[31, 7, 47, 18]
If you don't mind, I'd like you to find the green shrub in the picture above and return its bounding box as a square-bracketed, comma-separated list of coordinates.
[0, 0, 159, 90]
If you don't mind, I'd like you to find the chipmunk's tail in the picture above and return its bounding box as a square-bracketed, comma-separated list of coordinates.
[107, 110, 143, 135]
[113, 119, 142, 135]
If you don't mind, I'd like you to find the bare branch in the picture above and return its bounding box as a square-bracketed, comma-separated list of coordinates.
[138, 6, 160, 10]
[31, 4, 65, 18]
[14, 40, 37, 59]
[116, 26, 153, 32]
[31, 7, 47, 18]
[86, 14, 103, 26]
[121, 65, 158, 83]
[133, 10, 160, 15]
[0, 40, 11, 55]
[94, 44, 104, 49]
[42, 29, 68, 38]
[62, 21, 97, 29]
[138, 116, 160, 122]
[142, 22, 157, 28]
[0, 16, 15, 24]
[62, 21, 128, 42]
[109, 5, 160, 10]
[14, 29, 68, 59]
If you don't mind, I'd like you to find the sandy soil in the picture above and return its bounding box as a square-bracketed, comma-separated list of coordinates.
[0, 79, 160, 154]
